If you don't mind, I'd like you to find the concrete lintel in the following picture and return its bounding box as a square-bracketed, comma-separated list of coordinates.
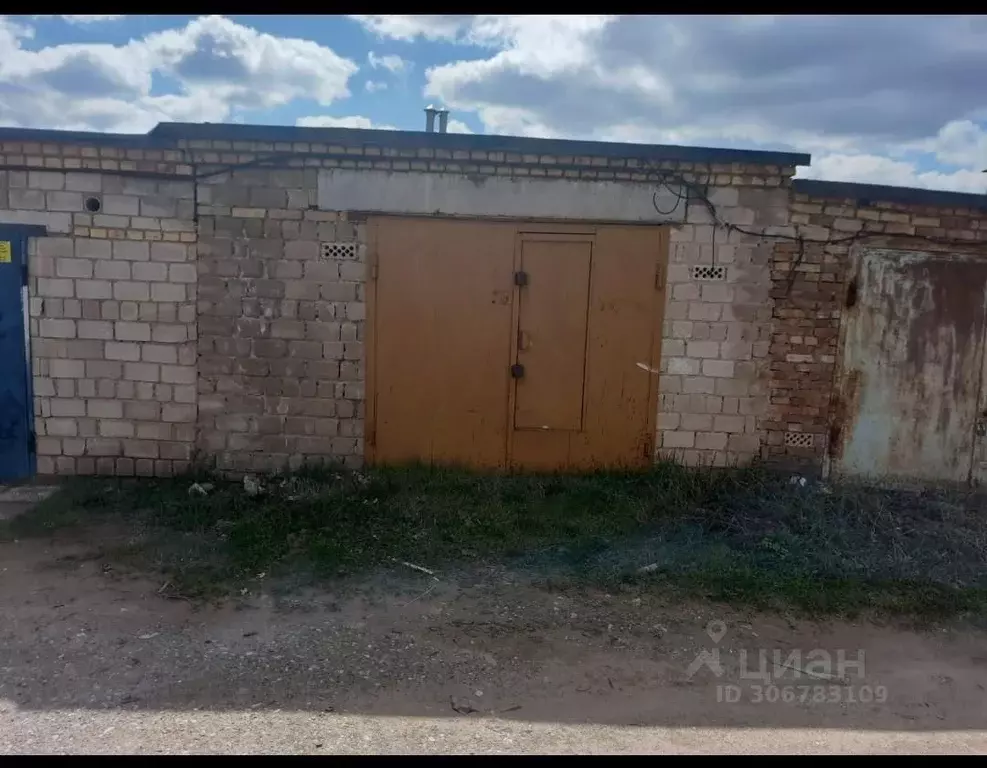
[318, 169, 688, 224]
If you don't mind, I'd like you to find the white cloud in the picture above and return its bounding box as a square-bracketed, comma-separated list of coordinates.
[447, 118, 473, 134]
[348, 14, 607, 50]
[923, 120, 987, 169]
[57, 16, 125, 25]
[144, 15, 356, 109]
[1, 15, 34, 42]
[296, 115, 398, 130]
[0, 15, 358, 132]
[367, 51, 408, 74]
[5, 13, 987, 193]
[400, 15, 987, 191]
[30, 15, 125, 25]
[797, 154, 986, 194]
[796, 119, 987, 193]
[349, 15, 473, 42]
[457, 104, 559, 139]
[298, 113, 473, 134]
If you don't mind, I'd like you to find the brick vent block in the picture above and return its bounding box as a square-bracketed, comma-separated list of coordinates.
[321, 242, 359, 261]
[689, 265, 727, 281]
[784, 431, 814, 448]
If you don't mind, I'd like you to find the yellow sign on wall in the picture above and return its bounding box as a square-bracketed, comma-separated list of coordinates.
[0, 242, 10, 264]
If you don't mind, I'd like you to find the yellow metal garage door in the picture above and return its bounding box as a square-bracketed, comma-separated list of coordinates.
[366, 217, 667, 471]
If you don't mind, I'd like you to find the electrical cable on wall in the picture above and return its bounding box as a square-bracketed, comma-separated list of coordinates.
[2, 147, 982, 289]
[646, 167, 986, 291]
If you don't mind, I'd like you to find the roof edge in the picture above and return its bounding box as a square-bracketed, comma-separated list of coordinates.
[793, 178, 987, 212]
[152, 122, 811, 166]
[0, 126, 165, 147]
[0, 122, 811, 167]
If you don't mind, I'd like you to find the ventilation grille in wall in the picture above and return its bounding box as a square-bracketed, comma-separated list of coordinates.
[689, 265, 727, 281]
[784, 432, 815, 449]
[320, 242, 359, 261]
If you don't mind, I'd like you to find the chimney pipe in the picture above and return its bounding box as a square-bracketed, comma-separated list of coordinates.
[424, 105, 437, 133]
[437, 109, 449, 134]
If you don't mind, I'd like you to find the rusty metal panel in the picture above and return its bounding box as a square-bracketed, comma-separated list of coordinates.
[972, 341, 987, 486]
[833, 248, 987, 483]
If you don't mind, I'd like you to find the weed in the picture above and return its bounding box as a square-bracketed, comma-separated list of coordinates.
[6, 461, 987, 617]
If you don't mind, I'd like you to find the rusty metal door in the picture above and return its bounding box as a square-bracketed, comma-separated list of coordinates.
[368, 218, 666, 472]
[833, 248, 987, 483]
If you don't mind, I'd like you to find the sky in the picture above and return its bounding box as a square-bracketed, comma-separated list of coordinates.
[1, 14, 985, 193]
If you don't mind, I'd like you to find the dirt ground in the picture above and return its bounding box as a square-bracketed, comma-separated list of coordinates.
[1, 532, 986, 754]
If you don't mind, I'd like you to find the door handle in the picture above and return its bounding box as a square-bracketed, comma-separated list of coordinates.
[977, 412, 987, 437]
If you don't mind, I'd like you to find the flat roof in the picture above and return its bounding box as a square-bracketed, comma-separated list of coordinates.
[5, 124, 983, 211]
[0, 121, 812, 167]
[793, 179, 987, 212]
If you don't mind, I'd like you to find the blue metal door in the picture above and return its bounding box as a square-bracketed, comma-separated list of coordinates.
[0, 228, 34, 481]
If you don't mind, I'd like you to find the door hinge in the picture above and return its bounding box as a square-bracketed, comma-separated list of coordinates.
[654, 264, 665, 290]
[21, 263, 29, 286]
[641, 433, 654, 460]
[367, 425, 376, 448]
[370, 263, 379, 281]
[28, 432, 36, 455]
[514, 270, 529, 287]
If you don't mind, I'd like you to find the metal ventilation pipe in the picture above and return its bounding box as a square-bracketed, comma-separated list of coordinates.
[424, 105, 438, 133]
[437, 109, 449, 134]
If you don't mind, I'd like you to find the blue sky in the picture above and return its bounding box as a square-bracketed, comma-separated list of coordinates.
[2, 15, 986, 192]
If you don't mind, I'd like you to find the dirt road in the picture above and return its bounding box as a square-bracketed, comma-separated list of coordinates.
[1, 534, 985, 754]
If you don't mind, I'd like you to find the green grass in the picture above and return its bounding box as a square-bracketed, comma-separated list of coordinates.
[5, 461, 987, 618]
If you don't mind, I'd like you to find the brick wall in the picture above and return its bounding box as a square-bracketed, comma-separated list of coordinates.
[2, 130, 803, 475]
[657, 186, 788, 467]
[763, 184, 987, 471]
[179, 140, 795, 472]
[0, 157, 197, 476]
[195, 167, 365, 473]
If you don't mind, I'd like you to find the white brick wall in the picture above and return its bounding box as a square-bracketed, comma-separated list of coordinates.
[1, 170, 198, 476]
[656, 186, 784, 467]
[3, 149, 794, 476]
